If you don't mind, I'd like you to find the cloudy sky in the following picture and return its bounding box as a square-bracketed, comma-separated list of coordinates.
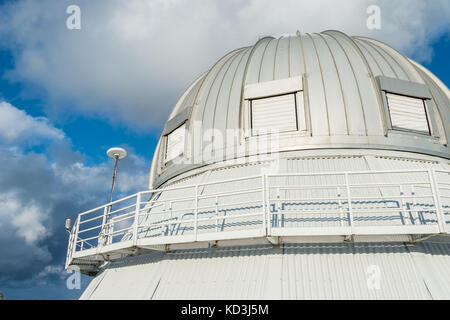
[0, 0, 448, 299]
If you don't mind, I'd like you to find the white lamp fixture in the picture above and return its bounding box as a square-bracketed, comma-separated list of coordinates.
[107, 147, 127, 204]
[65, 218, 71, 230]
[107, 147, 127, 160]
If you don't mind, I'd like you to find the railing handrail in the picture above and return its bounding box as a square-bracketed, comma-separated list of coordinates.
[74, 169, 449, 218]
[265, 169, 436, 176]
[66, 168, 450, 270]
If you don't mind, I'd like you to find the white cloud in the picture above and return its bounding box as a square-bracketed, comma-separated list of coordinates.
[0, 101, 64, 144]
[0, 191, 48, 244]
[35, 265, 66, 284]
[54, 159, 148, 201]
[0, 0, 448, 130]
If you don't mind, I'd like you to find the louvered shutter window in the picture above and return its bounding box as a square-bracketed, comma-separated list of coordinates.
[251, 94, 297, 136]
[386, 93, 430, 134]
[165, 124, 185, 162]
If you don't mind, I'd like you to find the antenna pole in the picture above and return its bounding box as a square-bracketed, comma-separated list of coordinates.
[104, 147, 127, 245]
[109, 155, 119, 205]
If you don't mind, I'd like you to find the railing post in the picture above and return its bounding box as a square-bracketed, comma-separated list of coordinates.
[66, 225, 76, 268]
[133, 193, 141, 246]
[399, 185, 406, 225]
[100, 206, 108, 246]
[162, 201, 166, 237]
[276, 188, 281, 228]
[262, 175, 267, 236]
[337, 187, 343, 227]
[411, 186, 417, 224]
[168, 200, 172, 236]
[344, 173, 354, 230]
[266, 175, 272, 236]
[72, 215, 80, 257]
[215, 195, 219, 233]
[194, 185, 198, 240]
[428, 169, 445, 233]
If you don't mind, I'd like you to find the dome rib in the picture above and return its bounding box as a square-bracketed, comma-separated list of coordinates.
[356, 36, 424, 83]
[322, 30, 371, 136]
[211, 48, 247, 153]
[257, 38, 274, 82]
[307, 33, 332, 136]
[168, 72, 207, 120]
[225, 48, 252, 134]
[238, 36, 274, 131]
[318, 33, 350, 135]
[272, 36, 282, 80]
[411, 61, 450, 142]
[365, 40, 402, 79]
[353, 38, 385, 77]
[287, 35, 291, 78]
[193, 48, 244, 162]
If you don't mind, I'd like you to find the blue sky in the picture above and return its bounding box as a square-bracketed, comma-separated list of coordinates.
[0, 48, 159, 165]
[0, 0, 448, 300]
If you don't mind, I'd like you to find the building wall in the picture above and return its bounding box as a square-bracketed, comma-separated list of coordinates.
[80, 240, 450, 300]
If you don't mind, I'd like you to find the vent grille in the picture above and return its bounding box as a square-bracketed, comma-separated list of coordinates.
[386, 93, 430, 134]
[165, 124, 185, 162]
[251, 93, 297, 135]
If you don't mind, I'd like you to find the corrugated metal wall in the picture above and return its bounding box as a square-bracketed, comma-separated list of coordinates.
[80, 241, 450, 300]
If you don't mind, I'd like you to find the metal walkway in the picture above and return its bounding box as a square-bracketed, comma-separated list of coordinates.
[66, 169, 450, 275]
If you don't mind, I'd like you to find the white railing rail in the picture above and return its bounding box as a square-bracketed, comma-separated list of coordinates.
[66, 169, 450, 269]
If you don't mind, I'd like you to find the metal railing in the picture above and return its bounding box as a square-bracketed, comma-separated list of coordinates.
[66, 169, 450, 270]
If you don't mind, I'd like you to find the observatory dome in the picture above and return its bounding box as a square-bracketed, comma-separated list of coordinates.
[150, 30, 449, 189]
[72, 31, 450, 300]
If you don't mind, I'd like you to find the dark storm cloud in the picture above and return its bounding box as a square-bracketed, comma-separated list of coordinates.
[0, 104, 148, 287]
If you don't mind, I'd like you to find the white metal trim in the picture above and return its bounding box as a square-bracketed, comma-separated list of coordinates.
[244, 76, 303, 100]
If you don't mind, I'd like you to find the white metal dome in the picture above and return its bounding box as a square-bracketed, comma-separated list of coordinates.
[68, 31, 450, 300]
[150, 30, 449, 188]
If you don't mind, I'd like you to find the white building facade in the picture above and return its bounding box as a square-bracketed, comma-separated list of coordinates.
[66, 31, 450, 299]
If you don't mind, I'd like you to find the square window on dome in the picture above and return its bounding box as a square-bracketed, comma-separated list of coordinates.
[250, 93, 298, 136]
[386, 93, 431, 135]
[165, 123, 185, 162]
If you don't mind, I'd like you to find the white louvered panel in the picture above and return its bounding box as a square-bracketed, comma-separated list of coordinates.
[165, 124, 185, 162]
[386, 93, 430, 134]
[251, 94, 297, 135]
